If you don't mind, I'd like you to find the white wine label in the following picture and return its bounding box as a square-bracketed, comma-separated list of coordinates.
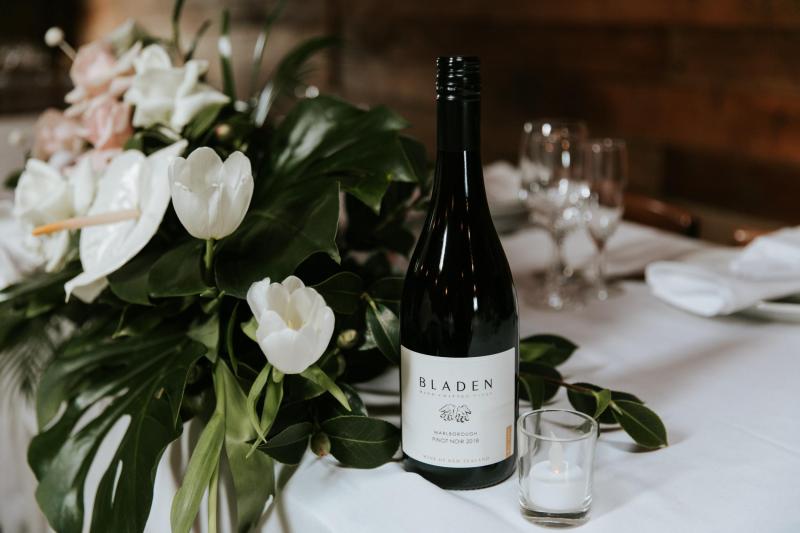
[401, 346, 516, 468]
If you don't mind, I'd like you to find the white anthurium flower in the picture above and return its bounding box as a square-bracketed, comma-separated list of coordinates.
[124, 45, 229, 132]
[13, 159, 74, 226]
[65, 157, 98, 216]
[64, 140, 188, 302]
[246, 276, 336, 375]
[168, 148, 254, 240]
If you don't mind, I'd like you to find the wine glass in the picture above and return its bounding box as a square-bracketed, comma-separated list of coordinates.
[583, 138, 628, 300]
[519, 120, 589, 310]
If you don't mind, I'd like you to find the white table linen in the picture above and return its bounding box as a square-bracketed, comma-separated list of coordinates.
[2, 222, 798, 533]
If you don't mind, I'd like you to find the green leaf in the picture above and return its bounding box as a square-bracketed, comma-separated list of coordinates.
[218, 96, 417, 297]
[241, 317, 258, 342]
[518, 373, 545, 409]
[28, 331, 205, 533]
[593, 389, 612, 419]
[171, 364, 227, 533]
[611, 400, 668, 449]
[188, 313, 220, 362]
[216, 181, 340, 298]
[519, 334, 578, 367]
[365, 296, 399, 364]
[567, 383, 643, 424]
[368, 277, 403, 314]
[316, 382, 367, 420]
[219, 9, 236, 99]
[300, 364, 350, 411]
[217, 363, 275, 532]
[148, 240, 209, 298]
[224, 301, 241, 375]
[322, 416, 400, 468]
[183, 102, 226, 141]
[107, 243, 162, 305]
[519, 361, 562, 402]
[245, 364, 273, 445]
[249, 0, 287, 93]
[259, 422, 313, 464]
[312, 271, 364, 314]
[253, 36, 338, 126]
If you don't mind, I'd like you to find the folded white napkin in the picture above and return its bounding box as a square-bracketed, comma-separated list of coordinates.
[484, 161, 522, 207]
[646, 248, 800, 317]
[730, 227, 800, 280]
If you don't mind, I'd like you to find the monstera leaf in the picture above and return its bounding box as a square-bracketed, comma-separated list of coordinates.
[215, 96, 423, 298]
[28, 324, 205, 533]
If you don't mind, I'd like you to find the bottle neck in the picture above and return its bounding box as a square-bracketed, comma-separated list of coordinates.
[432, 98, 487, 208]
[436, 98, 480, 152]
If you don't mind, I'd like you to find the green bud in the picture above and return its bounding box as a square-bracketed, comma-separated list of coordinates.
[337, 329, 359, 350]
[311, 432, 331, 457]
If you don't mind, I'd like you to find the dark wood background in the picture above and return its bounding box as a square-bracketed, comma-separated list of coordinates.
[5, 0, 800, 240]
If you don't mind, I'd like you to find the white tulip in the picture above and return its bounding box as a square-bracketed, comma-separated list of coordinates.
[124, 45, 229, 132]
[246, 276, 335, 375]
[169, 148, 254, 240]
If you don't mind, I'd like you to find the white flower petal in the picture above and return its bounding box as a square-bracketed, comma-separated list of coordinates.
[246, 275, 335, 375]
[246, 278, 271, 320]
[64, 140, 187, 302]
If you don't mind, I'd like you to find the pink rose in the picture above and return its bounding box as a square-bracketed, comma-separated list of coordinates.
[70, 42, 118, 97]
[32, 109, 84, 162]
[65, 41, 140, 113]
[81, 96, 133, 150]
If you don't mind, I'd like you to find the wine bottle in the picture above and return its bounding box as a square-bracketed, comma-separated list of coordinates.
[400, 56, 519, 490]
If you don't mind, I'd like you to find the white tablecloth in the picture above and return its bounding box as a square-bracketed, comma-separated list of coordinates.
[2, 223, 798, 533]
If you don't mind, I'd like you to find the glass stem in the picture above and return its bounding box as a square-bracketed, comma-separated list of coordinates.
[595, 241, 608, 299]
[550, 230, 568, 283]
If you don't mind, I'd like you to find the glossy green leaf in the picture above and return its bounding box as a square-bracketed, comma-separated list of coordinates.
[107, 243, 163, 305]
[519, 334, 578, 367]
[365, 296, 399, 364]
[316, 382, 367, 421]
[519, 361, 562, 402]
[217, 363, 275, 532]
[188, 314, 220, 362]
[259, 422, 313, 465]
[611, 400, 668, 449]
[183, 102, 226, 141]
[567, 383, 643, 424]
[219, 10, 236, 99]
[368, 277, 403, 314]
[215, 181, 340, 298]
[593, 389, 612, 419]
[300, 364, 350, 411]
[519, 373, 545, 409]
[322, 416, 400, 468]
[312, 272, 364, 314]
[28, 330, 204, 533]
[149, 240, 209, 298]
[245, 364, 273, 445]
[171, 364, 227, 533]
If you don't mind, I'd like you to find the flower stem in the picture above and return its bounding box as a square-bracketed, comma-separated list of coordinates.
[208, 460, 219, 533]
[204, 238, 216, 285]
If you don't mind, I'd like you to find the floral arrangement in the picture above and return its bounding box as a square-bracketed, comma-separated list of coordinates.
[1, 3, 667, 533]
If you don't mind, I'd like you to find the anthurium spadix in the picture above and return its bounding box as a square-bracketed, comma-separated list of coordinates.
[168, 147, 254, 240]
[64, 140, 188, 302]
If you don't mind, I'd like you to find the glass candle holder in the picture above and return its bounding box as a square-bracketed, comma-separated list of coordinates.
[518, 409, 598, 527]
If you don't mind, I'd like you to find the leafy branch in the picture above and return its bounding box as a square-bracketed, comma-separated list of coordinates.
[519, 334, 668, 449]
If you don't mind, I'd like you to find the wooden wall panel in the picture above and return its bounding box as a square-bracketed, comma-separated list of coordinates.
[329, 0, 800, 233]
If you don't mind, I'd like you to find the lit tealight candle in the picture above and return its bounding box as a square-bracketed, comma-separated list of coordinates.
[527, 434, 588, 512]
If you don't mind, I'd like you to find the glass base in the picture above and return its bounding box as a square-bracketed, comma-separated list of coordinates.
[520, 506, 590, 528]
[520, 271, 590, 311]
